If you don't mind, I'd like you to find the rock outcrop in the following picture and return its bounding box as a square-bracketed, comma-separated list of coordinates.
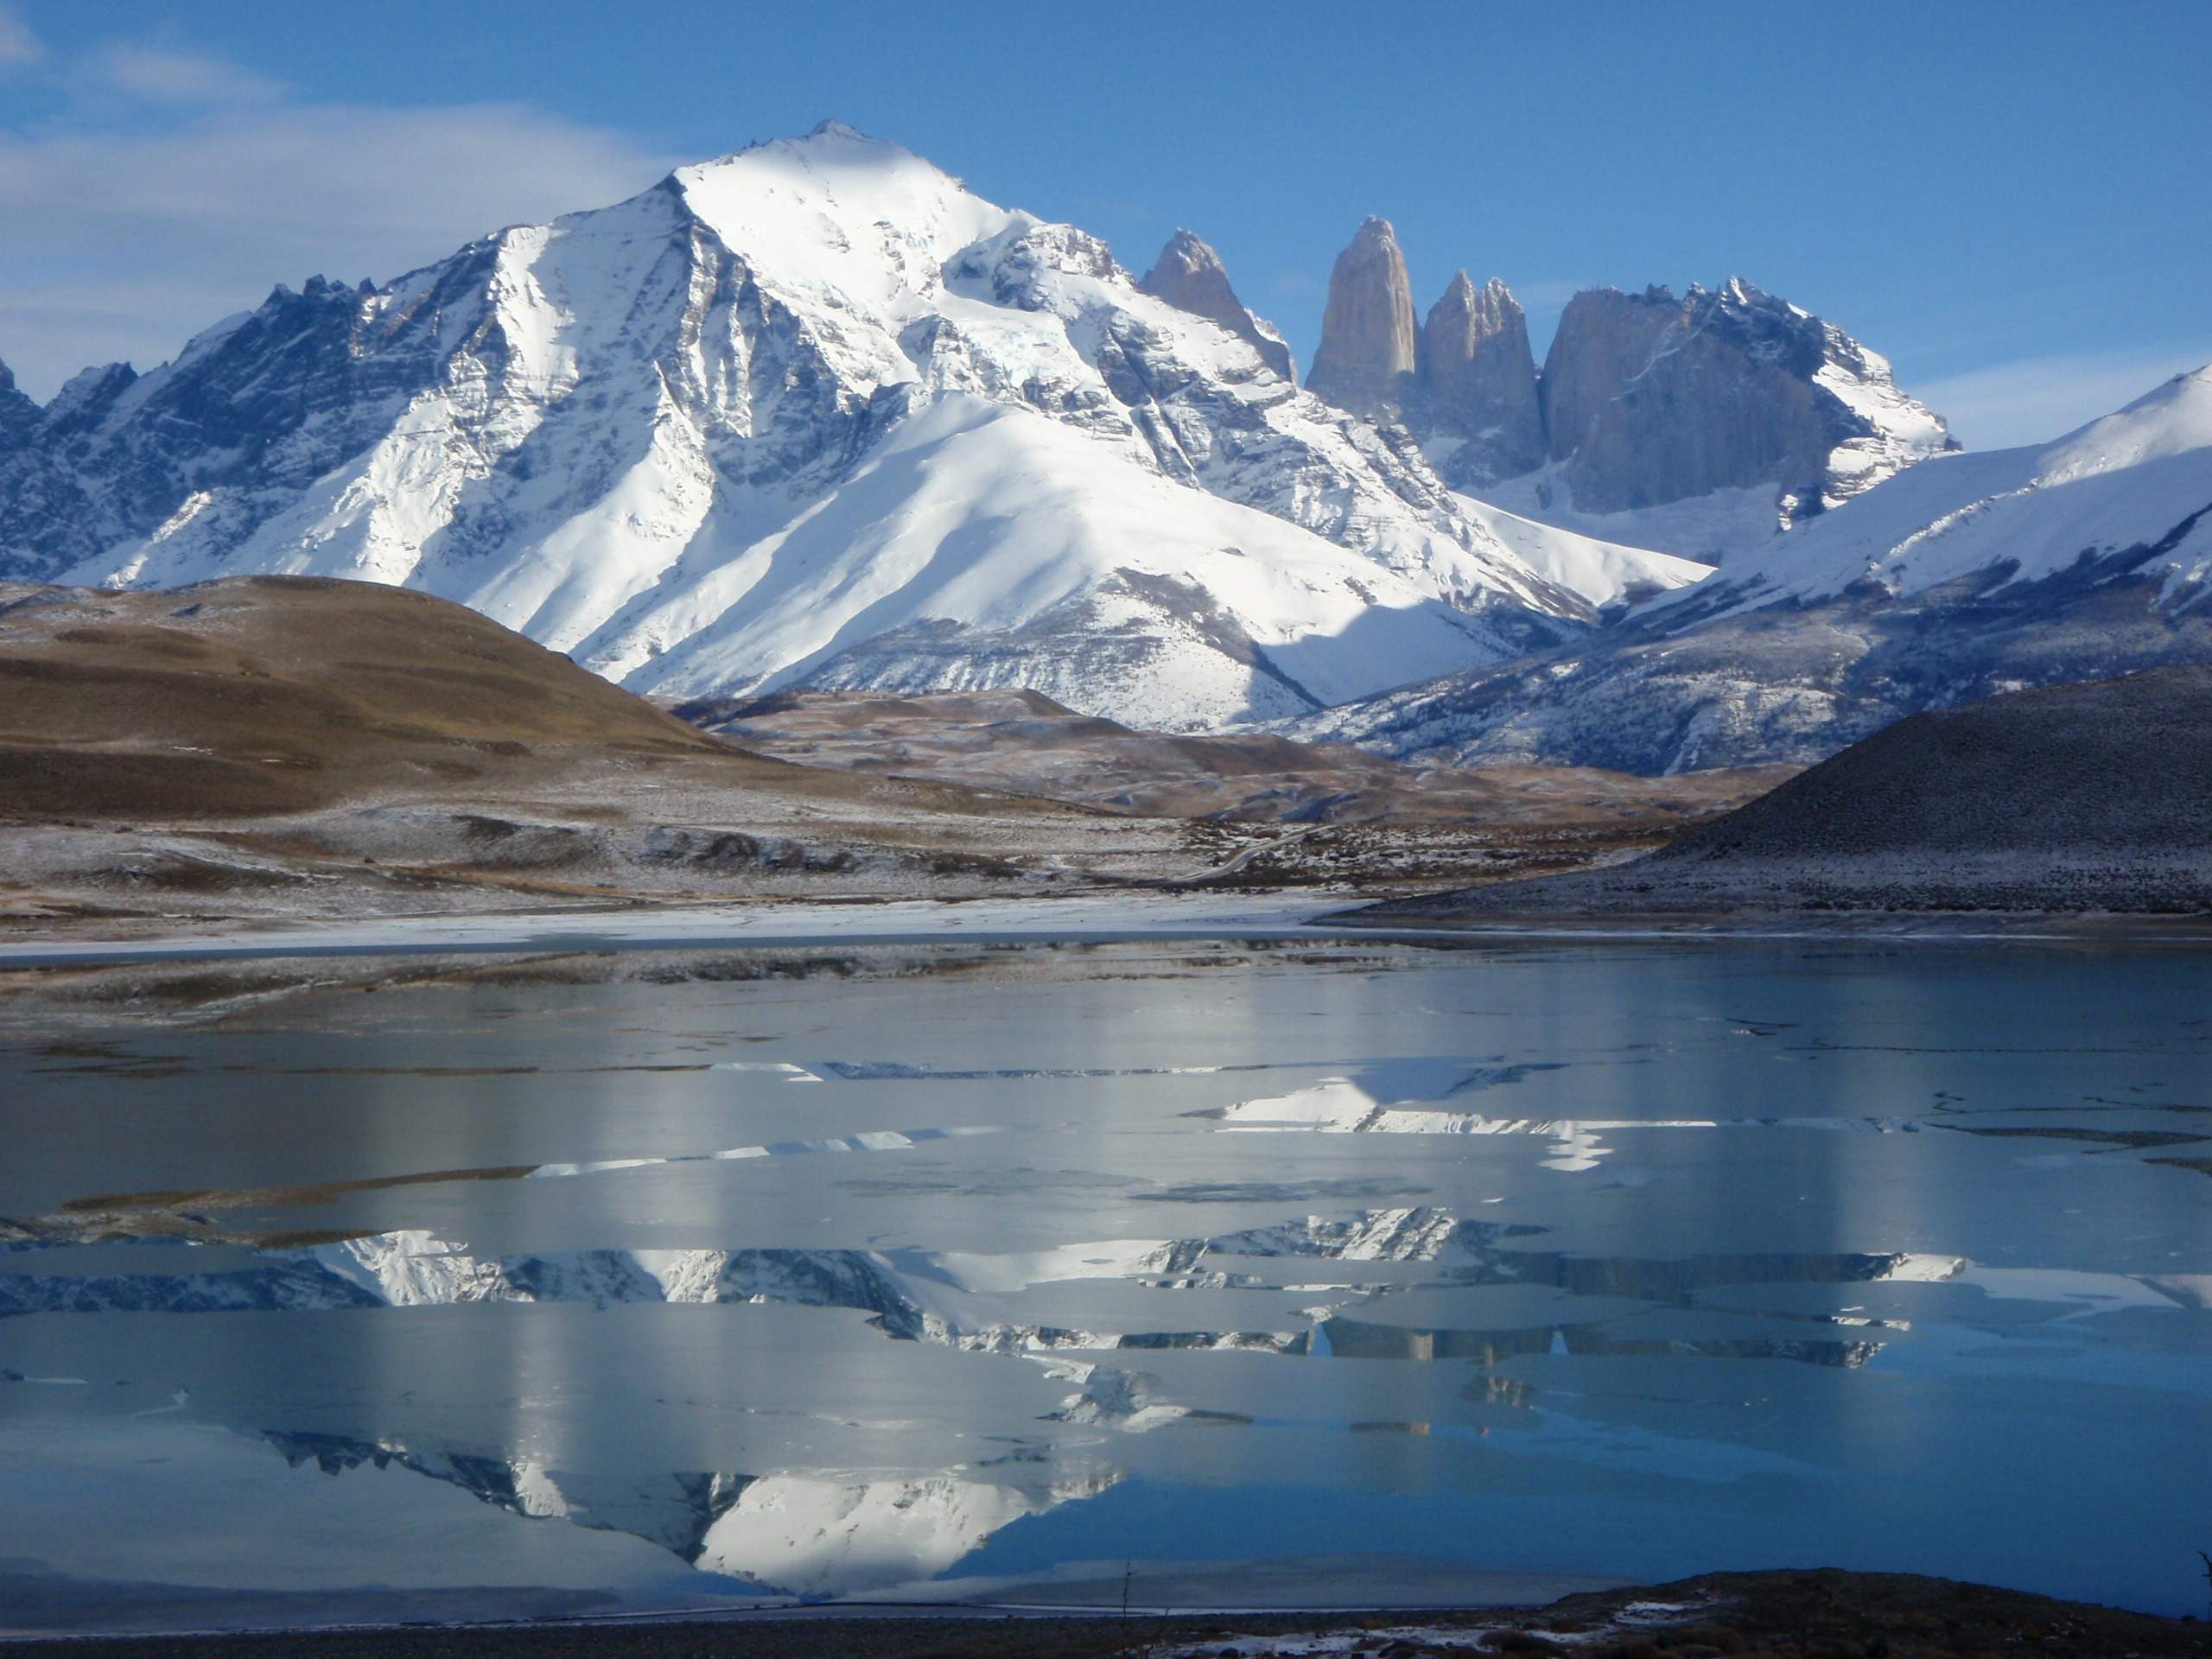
[0, 357, 39, 448]
[1539, 278, 1955, 520]
[1305, 216, 1419, 418]
[1418, 272, 1545, 486]
[1292, 221, 1955, 532]
[1294, 215, 1953, 551]
[1137, 229, 1294, 383]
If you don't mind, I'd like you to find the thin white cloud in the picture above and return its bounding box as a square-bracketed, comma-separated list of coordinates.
[1915, 346, 2212, 452]
[0, 45, 677, 397]
[81, 42, 288, 104]
[0, 4, 41, 65]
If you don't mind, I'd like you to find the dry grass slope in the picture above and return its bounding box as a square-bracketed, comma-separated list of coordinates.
[0, 578, 1235, 927]
[0, 577, 1792, 937]
[0, 576, 754, 819]
[679, 687, 1792, 829]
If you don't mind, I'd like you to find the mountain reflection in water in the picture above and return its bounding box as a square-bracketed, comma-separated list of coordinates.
[1, 938, 2208, 1628]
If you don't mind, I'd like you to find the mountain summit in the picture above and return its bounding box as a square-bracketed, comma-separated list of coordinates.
[1420, 272, 1546, 485]
[1137, 229, 1294, 383]
[1305, 216, 1421, 416]
[0, 125, 1698, 731]
[1533, 277, 1956, 525]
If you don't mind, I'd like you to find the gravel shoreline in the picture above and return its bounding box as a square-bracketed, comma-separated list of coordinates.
[6, 1572, 2205, 1658]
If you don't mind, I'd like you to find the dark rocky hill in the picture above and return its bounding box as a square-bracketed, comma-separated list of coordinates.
[1353, 667, 2212, 918]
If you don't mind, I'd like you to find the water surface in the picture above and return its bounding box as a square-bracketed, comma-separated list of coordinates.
[2, 936, 2207, 1631]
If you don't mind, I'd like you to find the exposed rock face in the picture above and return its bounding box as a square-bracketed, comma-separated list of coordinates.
[1299, 225, 1948, 539]
[1137, 229, 1294, 383]
[0, 358, 38, 447]
[0, 271, 467, 587]
[1306, 216, 1419, 418]
[1539, 278, 1954, 520]
[1419, 272, 1545, 486]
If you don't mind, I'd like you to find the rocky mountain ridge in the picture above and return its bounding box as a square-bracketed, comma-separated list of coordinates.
[1136, 228, 1294, 383]
[1302, 220, 1955, 553]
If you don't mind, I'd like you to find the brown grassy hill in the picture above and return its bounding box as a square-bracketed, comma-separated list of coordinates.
[0, 579, 1793, 935]
[0, 578, 1223, 925]
[0, 576, 747, 819]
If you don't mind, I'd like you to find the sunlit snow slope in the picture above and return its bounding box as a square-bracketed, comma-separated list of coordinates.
[1698, 365, 2212, 607]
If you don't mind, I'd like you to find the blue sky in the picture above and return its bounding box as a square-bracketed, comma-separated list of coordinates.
[2, 0, 2206, 447]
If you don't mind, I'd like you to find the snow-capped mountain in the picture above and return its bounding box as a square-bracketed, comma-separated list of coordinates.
[0, 123, 1698, 731]
[1301, 367, 2212, 772]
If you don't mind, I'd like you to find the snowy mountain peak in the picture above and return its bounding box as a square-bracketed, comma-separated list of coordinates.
[35, 361, 138, 438]
[668, 123, 1016, 311]
[2039, 362, 2212, 480]
[693, 118, 927, 175]
[1136, 228, 1295, 383]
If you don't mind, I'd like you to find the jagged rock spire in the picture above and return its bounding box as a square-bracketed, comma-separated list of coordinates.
[1306, 216, 1419, 418]
[1419, 272, 1545, 485]
[1137, 229, 1294, 383]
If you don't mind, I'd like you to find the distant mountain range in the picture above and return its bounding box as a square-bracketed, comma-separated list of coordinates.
[1, 122, 2205, 766]
[1304, 366, 2212, 772]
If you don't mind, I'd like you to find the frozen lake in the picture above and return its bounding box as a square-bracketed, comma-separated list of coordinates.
[1, 933, 2208, 1632]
